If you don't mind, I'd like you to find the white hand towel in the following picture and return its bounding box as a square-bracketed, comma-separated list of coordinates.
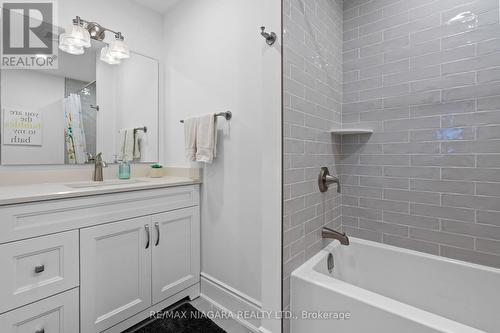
[195, 113, 217, 164]
[133, 130, 141, 160]
[118, 128, 135, 161]
[184, 117, 197, 161]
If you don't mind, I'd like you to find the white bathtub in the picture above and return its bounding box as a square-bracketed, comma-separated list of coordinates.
[291, 237, 500, 333]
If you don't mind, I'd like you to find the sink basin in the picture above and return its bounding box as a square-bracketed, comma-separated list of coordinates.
[65, 179, 147, 189]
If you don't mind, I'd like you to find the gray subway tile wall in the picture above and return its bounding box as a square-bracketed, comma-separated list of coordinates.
[283, 0, 343, 327]
[341, 0, 500, 268]
[283, 0, 500, 330]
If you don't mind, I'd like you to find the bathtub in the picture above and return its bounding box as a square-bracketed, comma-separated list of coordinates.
[291, 237, 500, 333]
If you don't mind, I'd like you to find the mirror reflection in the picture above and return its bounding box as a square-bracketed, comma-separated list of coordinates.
[1, 19, 159, 166]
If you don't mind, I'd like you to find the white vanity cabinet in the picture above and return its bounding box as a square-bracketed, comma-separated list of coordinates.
[0, 184, 201, 333]
[80, 207, 200, 332]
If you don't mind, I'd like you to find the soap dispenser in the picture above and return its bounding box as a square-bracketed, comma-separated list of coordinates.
[118, 160, 131, 179]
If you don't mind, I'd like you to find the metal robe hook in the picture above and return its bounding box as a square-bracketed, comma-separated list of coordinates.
[260, 26, 277, 46]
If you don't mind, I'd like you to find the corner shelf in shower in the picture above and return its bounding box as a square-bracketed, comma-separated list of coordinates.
[330, 128, 374, 135]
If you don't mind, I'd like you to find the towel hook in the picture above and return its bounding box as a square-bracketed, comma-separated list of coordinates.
[260, 26, 277, 46]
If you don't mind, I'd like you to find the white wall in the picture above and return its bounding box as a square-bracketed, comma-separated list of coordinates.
[163, 1, 281, 331]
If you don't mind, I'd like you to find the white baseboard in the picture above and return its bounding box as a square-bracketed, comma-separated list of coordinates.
[200, 272, 262, 332]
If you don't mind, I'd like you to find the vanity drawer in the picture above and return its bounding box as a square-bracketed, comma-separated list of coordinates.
[0, 231, 79, 314]
[0, 185, 200, 244]
[0, 288, 79, 333]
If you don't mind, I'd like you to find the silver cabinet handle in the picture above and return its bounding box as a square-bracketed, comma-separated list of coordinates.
[34, 265, 45, 274]
[145, 225, 150, 249]
[35, 329, 45, 333]
[154, 222, 160, 246]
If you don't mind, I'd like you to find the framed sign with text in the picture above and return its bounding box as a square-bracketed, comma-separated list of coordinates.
[2, 108, 43, 146]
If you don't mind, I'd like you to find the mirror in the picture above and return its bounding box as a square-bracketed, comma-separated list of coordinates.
[1, 28, 159, 165]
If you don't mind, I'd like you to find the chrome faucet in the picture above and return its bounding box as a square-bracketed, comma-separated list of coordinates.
[322, 227, 349, 245]
[92, 152, 107, 182]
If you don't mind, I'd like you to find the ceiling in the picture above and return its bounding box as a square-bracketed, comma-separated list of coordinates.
[134, 0, 181, 13]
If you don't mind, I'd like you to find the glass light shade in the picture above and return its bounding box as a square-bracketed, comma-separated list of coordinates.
[108, 38, 130, 59]
[100, 46, 121, 65]
[58, 33, 84, 55]
[62, 23, 91, 48]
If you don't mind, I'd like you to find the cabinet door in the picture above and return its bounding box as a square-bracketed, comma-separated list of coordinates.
[152, 207, 200, 304]
[80, 217, 152, 333]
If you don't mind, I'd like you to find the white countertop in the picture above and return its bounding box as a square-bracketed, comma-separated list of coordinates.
[0, 176, 201, 206]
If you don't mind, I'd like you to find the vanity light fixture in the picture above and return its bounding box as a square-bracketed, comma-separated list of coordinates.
[59, 16, 91, 55]
[108, 33, 130, 59]
[100, 46, 121, 65]
[58, 40, 85, 55]
[59, 35, 85, 55]
[59, 16, 129, 64]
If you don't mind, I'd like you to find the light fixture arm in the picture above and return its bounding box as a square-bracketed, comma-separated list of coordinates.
[72, 16, 124, 41]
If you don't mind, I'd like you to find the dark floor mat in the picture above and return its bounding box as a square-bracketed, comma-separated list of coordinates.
[131, 303, 227, 333]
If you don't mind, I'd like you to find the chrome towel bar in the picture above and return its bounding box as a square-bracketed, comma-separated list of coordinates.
[180, 111, 232, 123]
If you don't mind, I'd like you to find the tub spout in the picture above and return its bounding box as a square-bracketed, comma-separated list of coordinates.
[322, 227, 350, 245]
